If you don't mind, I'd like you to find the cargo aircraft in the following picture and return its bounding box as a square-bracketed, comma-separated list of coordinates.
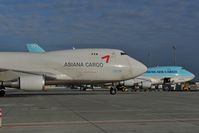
[0, 47, 147, 96]
[119, 66, 195, 91]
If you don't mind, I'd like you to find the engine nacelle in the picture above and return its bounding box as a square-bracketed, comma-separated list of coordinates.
[2, 75, 45, 91]
[122, 80, 135, 87]
[141, 81, 152, 89]
[20, 76, 45, 90]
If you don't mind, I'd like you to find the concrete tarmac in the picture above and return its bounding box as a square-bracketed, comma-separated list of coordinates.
[0, 89, 199, 133]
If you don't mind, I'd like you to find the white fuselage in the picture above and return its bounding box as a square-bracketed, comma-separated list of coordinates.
[0, 49, 147, 85]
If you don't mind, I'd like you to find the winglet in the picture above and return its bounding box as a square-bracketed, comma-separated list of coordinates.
[26, 43, 45, 53]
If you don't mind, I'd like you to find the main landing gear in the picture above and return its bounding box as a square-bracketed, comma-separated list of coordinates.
[0, 88, 5, 97]
[110, 87, 117, 95]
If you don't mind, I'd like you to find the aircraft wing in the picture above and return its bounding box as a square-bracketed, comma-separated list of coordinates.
[0, 67, 72, 82]
[132, 76, 163, 85]
[137, 77, 176, 85]
[133, 77, 151, 84]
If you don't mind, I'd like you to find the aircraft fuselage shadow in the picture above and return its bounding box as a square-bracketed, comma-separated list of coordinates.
[3, 91, 112, 97]
[2, 90, 138, 97]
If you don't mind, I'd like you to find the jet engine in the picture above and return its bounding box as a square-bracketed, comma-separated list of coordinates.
[2, 75, 45, 91]
[122, 80, 135, 87]
[140, 81, 152, 89]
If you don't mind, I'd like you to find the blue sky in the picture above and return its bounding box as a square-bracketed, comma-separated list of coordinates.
[0, 0, 198, 80]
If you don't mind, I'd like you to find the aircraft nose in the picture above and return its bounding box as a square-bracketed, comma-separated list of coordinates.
[128, 57, 147, 78]
[185, 70, 195, 81]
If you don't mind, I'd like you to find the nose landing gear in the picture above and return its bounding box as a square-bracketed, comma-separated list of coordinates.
[0, 86, 5, 97]
[0, 90, 5, 97]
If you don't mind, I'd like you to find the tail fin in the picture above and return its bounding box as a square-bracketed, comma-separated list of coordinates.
[26, 43, 45, 53]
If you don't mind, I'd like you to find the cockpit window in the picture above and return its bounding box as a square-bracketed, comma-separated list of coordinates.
[121, 52, 127, 55]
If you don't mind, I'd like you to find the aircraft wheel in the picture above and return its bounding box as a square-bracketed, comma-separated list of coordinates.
[122, 88, 125, 92]
[83, 87, 87, 91]
[110, 87, 117, 95]
[0, 90, 5, 97]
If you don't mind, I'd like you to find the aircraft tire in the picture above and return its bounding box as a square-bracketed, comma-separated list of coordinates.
[0, 90, 5, 97]
[110, 87, 117, 95]
[83, 87, 87, 91]
[122, 87, 126, 92]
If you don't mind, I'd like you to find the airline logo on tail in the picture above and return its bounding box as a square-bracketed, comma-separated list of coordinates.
[31, 44, 38, 48]
[101, 55, 110, 63]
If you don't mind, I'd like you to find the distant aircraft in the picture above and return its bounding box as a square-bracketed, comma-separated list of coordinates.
[0, 48, 147, 96]
[119, 66, 195, 91]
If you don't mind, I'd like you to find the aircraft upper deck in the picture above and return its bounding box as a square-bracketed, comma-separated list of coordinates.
[143, 66, 194, 77]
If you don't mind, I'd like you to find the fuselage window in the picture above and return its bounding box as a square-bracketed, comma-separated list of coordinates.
[91, 53, 99, 56]
[121, 52, 127, 55]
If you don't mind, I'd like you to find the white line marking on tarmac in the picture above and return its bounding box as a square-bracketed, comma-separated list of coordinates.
[3, 118, 199, 128]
